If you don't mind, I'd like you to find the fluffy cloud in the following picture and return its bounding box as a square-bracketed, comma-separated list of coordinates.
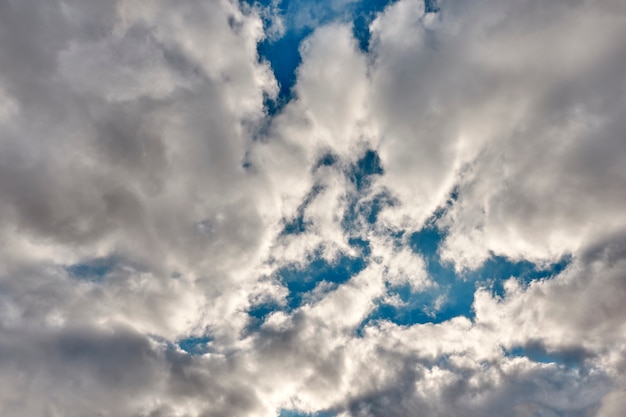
[0, 0, 625, 416]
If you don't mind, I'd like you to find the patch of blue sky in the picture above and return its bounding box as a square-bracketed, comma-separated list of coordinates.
[361, 223, 571, 328]
[246, 250, 366, 331]
[252, 150, 383, 330]
[313, 151, 337, 170]
[342, 149, 389, 232]
[246, 0, 317, 114]
[258, 26, 313, 114]
[282, 149, 385, 236]
[470, 254, 571, 299]
[367, 280, 477, 327]
[410, 225, 571, 287]
[65, 256, 116, 282]
[360, 191, 396, 225]
[279, 252, 367, 310]
[350, 0, 398, 52]
[178, 336, 213, 355]
[348, 236, 372, 257]
[246, 303, 279, 334]
[281, 184, 324, 236]
[353, 0, 439, 52]
[424, 0, 440, 13]
[279, 409, 336, 417]
[248, 300, 282, 322]
[272, 144, 571, 332]
[248, 0, 411, 112]
[350, 149, 384, 191]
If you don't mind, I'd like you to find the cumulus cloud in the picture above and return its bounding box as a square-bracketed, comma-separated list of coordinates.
[0, 0, 625, 416]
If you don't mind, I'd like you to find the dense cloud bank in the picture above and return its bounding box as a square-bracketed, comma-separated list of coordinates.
[0, 0, 625, 416]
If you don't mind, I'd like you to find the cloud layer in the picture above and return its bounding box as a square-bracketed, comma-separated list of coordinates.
[1, 0, 625, 416]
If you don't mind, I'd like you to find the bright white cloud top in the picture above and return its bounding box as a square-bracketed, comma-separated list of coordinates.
[0, 0, 625, 416]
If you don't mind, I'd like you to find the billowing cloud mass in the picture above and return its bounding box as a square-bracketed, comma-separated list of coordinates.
[0, 0, 625, 416]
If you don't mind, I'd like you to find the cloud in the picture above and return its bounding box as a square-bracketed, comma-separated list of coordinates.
[369, 0, 626, 255]
[0, 0, 625, 416]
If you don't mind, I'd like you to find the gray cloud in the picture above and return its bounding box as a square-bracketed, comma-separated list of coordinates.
[0, 0, 625, 416]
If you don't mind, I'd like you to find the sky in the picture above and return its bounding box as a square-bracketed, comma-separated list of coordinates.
[0, 0, 625, 416]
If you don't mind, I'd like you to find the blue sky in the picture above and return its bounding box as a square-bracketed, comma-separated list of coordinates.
[253, 0, 400, 111]
[1, 0, 625, 416]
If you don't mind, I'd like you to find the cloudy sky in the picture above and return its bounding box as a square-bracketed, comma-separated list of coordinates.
[1, 0, 625, 416]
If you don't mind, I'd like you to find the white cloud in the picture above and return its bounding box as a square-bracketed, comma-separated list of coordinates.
[0, 0, 625, 416]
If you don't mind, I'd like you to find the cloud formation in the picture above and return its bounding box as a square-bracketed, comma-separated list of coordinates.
[0, 0, 625, 416]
